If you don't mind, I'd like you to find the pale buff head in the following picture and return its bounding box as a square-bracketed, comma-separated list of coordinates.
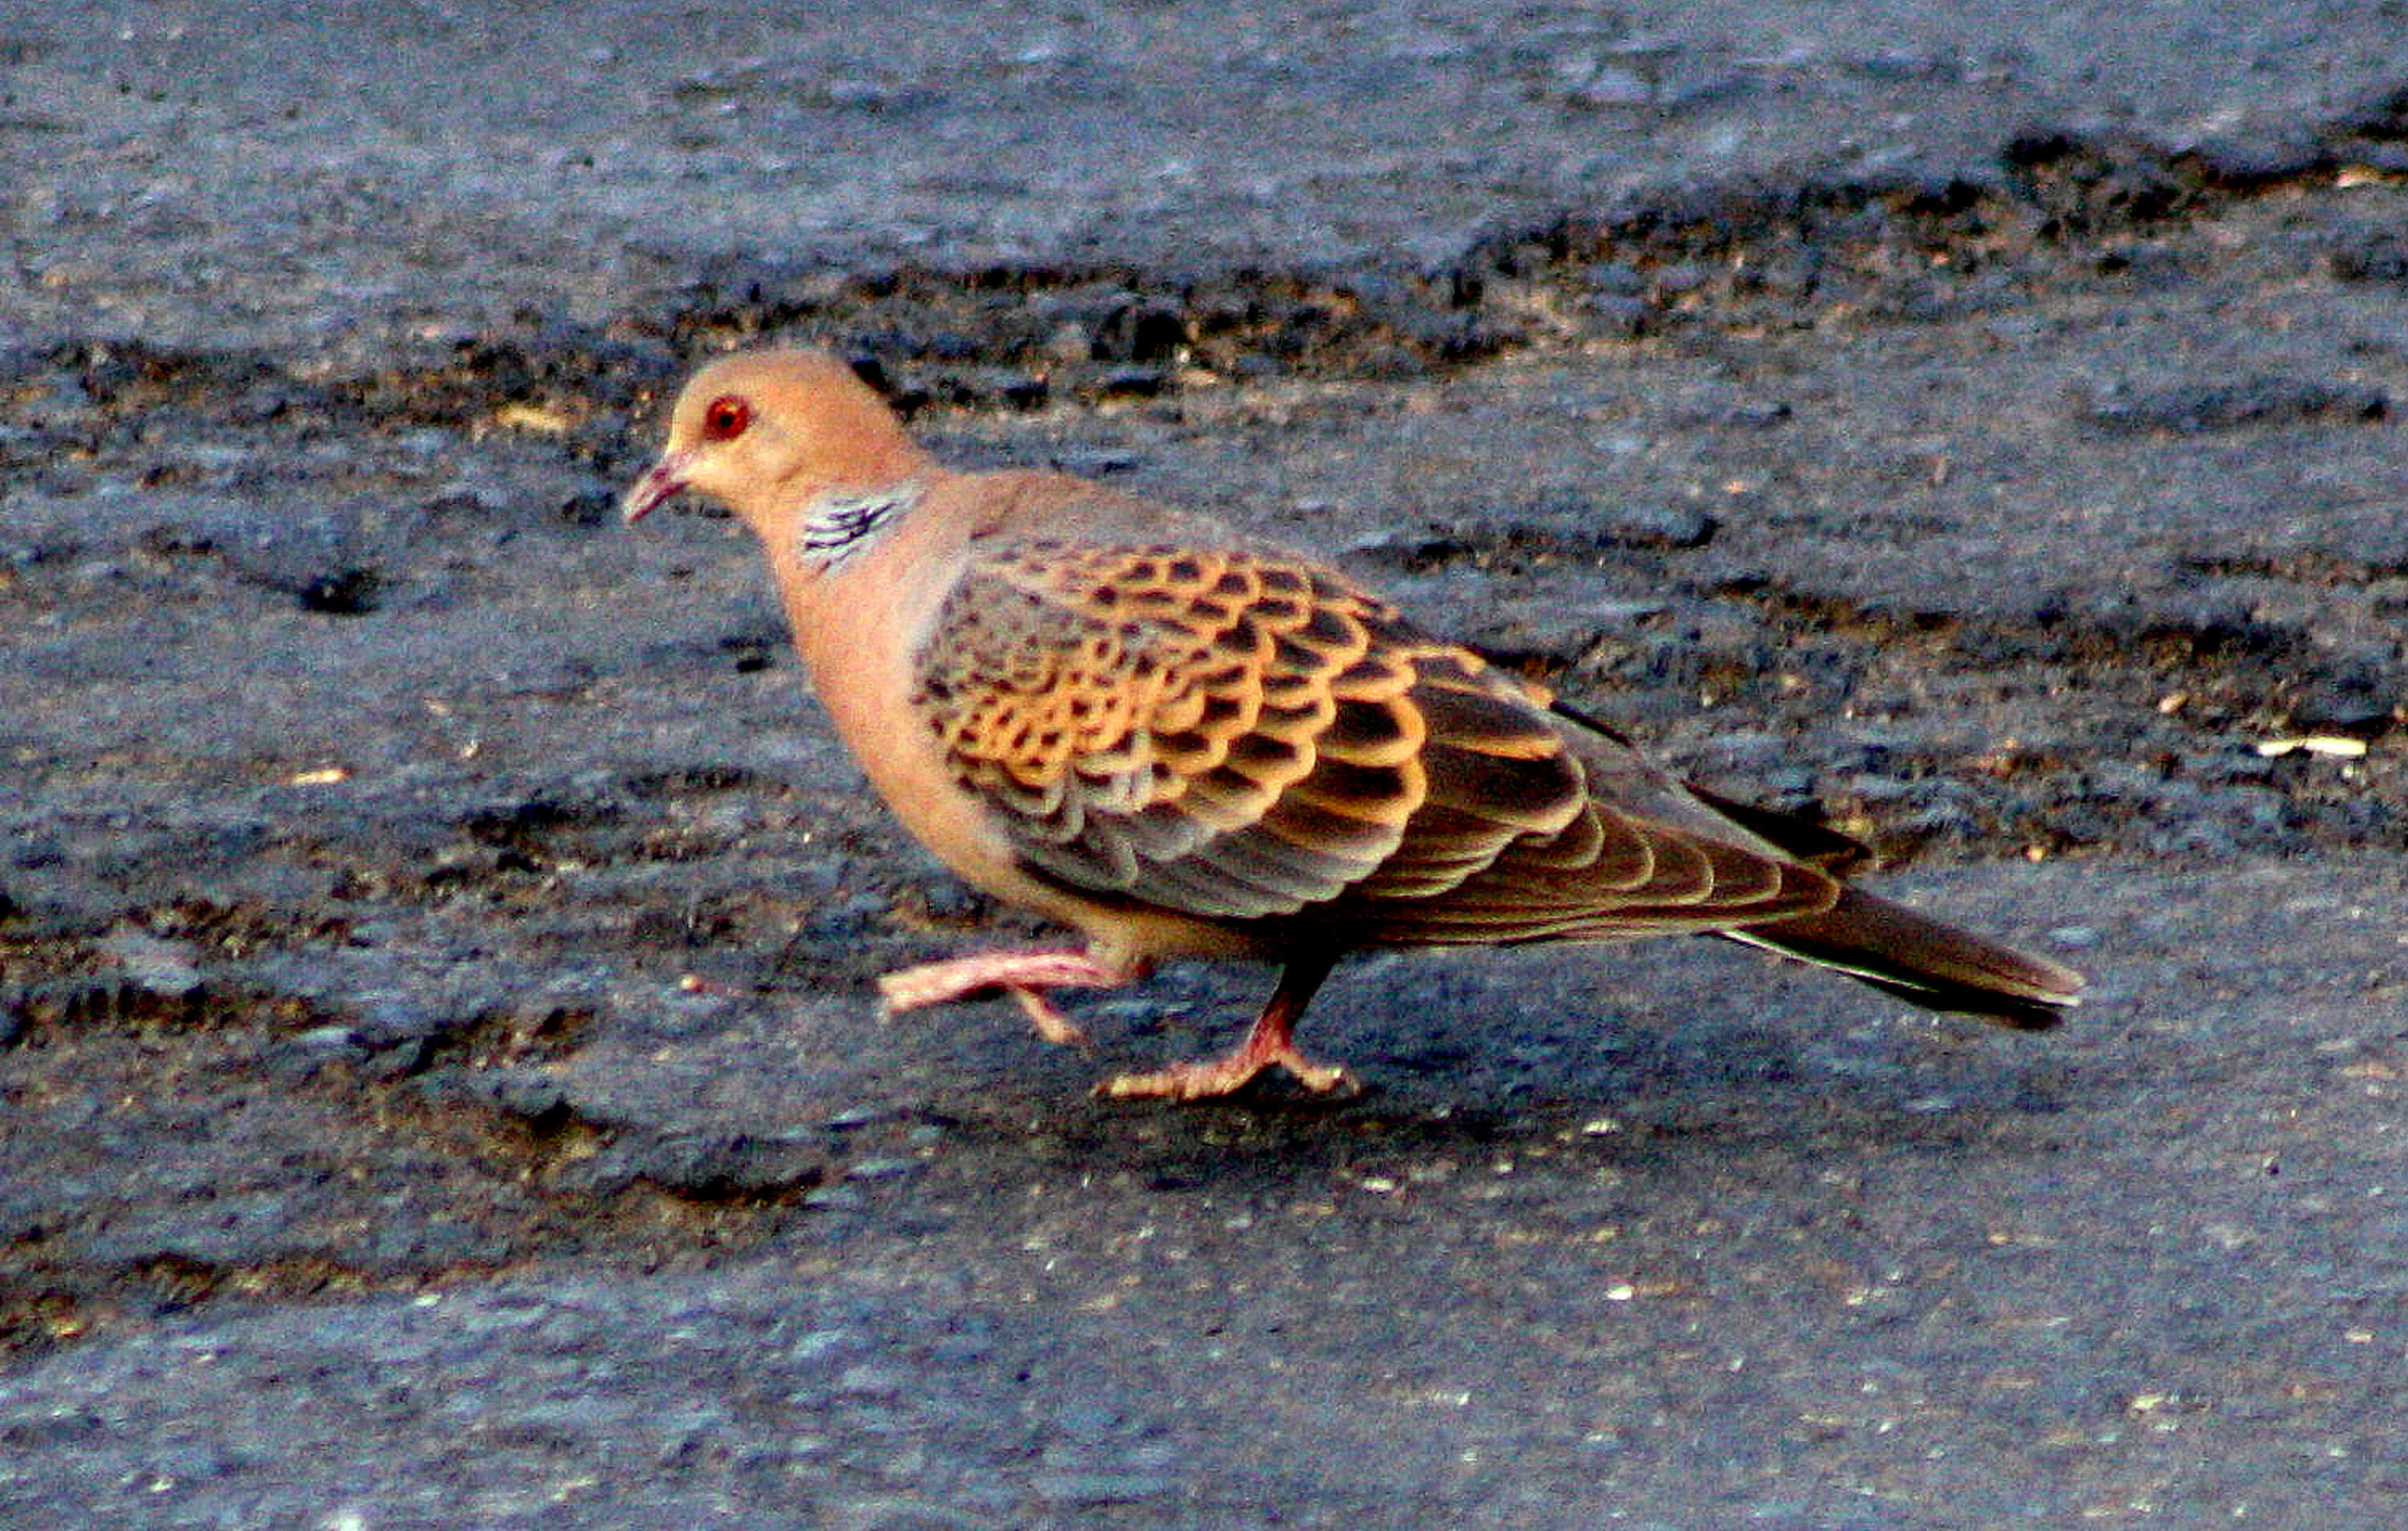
[621, 347, 926, 541]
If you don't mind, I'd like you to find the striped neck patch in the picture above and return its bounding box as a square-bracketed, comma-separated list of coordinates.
[796, 482, 920, 570]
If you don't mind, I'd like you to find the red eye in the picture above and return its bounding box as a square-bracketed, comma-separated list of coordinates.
[701, 394, 751, 441]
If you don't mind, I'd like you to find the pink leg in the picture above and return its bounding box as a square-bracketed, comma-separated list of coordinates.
[1098, 955, 1351, 1102]
[877, 945, 1149, 1047]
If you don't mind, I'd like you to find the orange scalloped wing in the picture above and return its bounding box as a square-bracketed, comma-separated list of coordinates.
[910, 542, 1836, 939]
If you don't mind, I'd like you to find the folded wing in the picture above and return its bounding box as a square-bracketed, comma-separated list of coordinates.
[909, 541, 1838, 941]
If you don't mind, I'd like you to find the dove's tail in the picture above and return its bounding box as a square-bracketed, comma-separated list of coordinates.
[1723, 885, 2084, 1029]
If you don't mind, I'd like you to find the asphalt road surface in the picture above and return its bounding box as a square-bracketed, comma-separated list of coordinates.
[6, 3, 2408, 1526]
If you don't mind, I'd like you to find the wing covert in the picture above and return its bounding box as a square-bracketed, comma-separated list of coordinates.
[910, 540, 1839, 939]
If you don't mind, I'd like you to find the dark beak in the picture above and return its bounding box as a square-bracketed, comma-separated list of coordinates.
[620, 450, 694, 523]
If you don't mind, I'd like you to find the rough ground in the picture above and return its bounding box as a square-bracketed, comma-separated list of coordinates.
[5, 3, 2408, 1526]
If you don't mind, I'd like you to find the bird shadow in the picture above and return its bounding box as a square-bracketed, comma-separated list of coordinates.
[916, 938, 2081, 1175]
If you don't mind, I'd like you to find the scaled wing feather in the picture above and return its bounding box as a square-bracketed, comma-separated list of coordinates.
[911, 540, 1841, 939]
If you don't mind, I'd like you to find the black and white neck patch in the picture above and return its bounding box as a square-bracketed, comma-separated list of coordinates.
[795, 483, 920, 570]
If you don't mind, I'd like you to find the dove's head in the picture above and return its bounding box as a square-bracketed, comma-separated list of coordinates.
[621, 348, 926, 547]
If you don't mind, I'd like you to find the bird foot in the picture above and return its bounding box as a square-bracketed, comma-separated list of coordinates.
[1097, 953, 1348, 1102]
[1097, 1039, 1353, 1103]
[877, 947, 1149, 1048]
